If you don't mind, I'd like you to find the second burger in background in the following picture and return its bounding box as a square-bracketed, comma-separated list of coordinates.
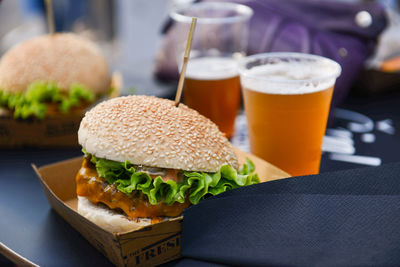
[0, 33, 111, 119]
[76, 95, 260, 233]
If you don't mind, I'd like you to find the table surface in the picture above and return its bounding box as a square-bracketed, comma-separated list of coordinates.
[1, 90, 399, 266]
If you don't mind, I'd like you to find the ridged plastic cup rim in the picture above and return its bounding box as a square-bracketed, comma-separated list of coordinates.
[170, 2, 253, 24]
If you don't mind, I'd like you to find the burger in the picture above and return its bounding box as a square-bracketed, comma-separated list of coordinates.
[76, 95, 259, 233]
[0, 33, 111, 119]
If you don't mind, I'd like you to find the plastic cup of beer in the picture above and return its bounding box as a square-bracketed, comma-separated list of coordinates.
[170, 2, 253, 138]
[238, 53, 341, 176]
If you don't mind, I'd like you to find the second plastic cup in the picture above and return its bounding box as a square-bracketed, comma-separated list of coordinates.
[170, 2, 253, 138]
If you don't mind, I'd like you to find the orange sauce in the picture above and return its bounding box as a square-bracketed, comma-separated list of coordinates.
[75, 159, 190, 220]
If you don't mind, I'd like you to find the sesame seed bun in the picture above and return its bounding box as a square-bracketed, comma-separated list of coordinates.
[78, 95, 239, 172]
[0, 33, 110, 94]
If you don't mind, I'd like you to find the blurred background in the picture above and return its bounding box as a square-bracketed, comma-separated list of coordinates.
[0, 0, 399, 99]
[0, 0, 195, 98]
[0, 0, 400, 99]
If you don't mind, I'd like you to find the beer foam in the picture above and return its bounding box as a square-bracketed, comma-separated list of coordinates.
[186, 57, 238, 80]
[241, 61, 339, 95]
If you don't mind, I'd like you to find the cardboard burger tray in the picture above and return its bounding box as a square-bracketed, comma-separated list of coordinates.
[0, 72, 122, 148]
[0, 111, 83, 147]
[33, 148, 290, 267]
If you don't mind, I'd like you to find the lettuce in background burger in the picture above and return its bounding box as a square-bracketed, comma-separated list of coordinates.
[76, 95, 259, 233]
[0, 33, 111, 119]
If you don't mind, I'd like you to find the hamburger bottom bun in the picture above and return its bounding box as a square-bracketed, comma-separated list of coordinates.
[77, 196, 152, 233]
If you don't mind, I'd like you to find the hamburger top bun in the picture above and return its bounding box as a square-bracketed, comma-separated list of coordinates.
[77, 196, 151, 233]
[78, 95, 239, 172]
[0, 33, 110, 94]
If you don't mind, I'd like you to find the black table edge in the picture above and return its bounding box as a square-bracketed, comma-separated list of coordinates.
[0, 242, 39, 267]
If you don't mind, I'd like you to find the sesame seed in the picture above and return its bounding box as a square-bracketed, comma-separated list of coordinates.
[78, 95, 239, 172]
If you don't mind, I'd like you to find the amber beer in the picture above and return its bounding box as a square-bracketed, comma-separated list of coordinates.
[240, 53, 341, 176]
[184, 57, 241, 138]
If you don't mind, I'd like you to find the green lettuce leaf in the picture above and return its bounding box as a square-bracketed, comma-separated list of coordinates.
[84, 150, 260, 206]
[0, 82, 95, 119]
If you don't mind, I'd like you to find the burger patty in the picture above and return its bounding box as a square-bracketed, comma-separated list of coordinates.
[76, 159, 190, 221]
[45, 102, 91, 116]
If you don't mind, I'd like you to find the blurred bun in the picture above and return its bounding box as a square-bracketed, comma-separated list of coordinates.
[77, 197, 151, 233]
[0, 33, 110, 94]
[78, 95, 239, 172]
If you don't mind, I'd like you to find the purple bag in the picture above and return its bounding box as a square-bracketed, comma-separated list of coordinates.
[154, 0, 387, 106]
